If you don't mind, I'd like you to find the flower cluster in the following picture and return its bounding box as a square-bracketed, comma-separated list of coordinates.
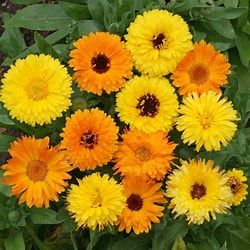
[0, 9, 248, 234]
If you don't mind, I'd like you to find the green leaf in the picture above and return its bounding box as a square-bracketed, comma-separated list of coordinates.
[29, 208, 64, 224]
[87, 229, 111, 250]
[60, 2, 91, 21]
[0, 170, 11, 197]
[0, 104, 15, 126]
[205, 7, 246, 20]
[87, 0, 104, 24]
[0, 134, 15, 152]
[236, 32, 250, 67]
[11, 0, 40, 3]
[242, 22, 250, 34]
[77, 20, 104, 36]
[152, 218, 188, 250]
[5, 4, 73, 31]
[223, 0, 239, 7]
[4, 231, 25, 250]
[34, 31, 59, 59]
[172, 236, 187, 250]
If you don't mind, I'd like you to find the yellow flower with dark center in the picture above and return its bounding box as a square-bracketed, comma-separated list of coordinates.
[67, 173, 126, 230]
[176, 91, 238, 151]
[69, 32, 133, 95]
[166, 159, 232, 225]
[113, 129, 176, 180]
[60, 108, 118, 170]
[125, 9, 193, 76]
[2, 136, 72, 208]
[118, 175, 166, 234]
[172, 41, 231, 96]
[116, 76, 179, 133]
[0, 54, 72, 126]
[225, 168, 248, 206]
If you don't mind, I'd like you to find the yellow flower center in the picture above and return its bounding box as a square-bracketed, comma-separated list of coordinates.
[189, 64, 209, 85]
[152, 33, 166, 49]
[227, 176, 241, 194]
[135, 146, 151, 162]
[27, 160, 48, 182]
[91, 193, 102, 208]
[26, 80, 49, 101]
[201, 114, 213, 129]
[190, 183, 206, 199]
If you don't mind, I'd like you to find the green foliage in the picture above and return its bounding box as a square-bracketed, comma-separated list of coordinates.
[0, 0, 250, 249]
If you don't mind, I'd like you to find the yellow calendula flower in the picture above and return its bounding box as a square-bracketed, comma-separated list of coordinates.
[116, 76, 179, 133]
[0, 54, 72, 126]
[166, 159, 232, 225]
[225, 168, 248, 206]
[176, 91, 238, 151]
[125, 9, 193, 76]
[67, 173, 126, 230]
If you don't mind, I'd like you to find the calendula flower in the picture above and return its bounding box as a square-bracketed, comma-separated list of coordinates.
[113, 129, 176, 180]
[67, 173, 126, 230]
[116, 76, 179, 133]
[2, 137, 72, 207]
[118, 175, 166, 234]
[172, 41, 231, 96]
[166, 159, 232, 225]
[69, 32, 132, 95]
[125, 9, 192, 76]
[0, 54, 72, 126]
[225, 168, 248, 206]
[176, 91, 238, 151]
[60, 108, 118, 170]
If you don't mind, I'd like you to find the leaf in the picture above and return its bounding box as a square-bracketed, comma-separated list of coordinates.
[11, 0, 40, 3]
[0, 170, 11, 197]
[0, 134, 15, 152]
[0, 104, 15, 127]
[34, 32, 59, 59]
[87, 229, 111, 250]
[236, 31, 250, 67]
[87, 0, 104, 24]
[4, 231, 25, 250]
[205, 7, 246, 20]
[5, 4, 73, 31]
[60, 2, 91, 21]
[29, 208, 64, 224]
[77, 20, 104, 36]
[223, 0, 239, 7]
[152, 218, 188, 250]
[242, 22, 250, 34]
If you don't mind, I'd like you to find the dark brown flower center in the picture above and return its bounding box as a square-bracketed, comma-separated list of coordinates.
[127, 194, 143, 211]
[136, 94, 160, 117]
[91, 54, 110, 74]
[227, 177, 241, 194]
[80, 130, 98, 149]
[190, 183, 206, 199]
[152, 33, 166, 49]
[27, 160, 48, 182]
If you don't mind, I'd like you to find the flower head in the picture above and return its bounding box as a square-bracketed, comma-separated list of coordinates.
[118, 175, 166, 234]
[125, 9, 193, 76]
[69, 32, 132, 95]
[67, 173, 126, 230]
[166, 159, 232, 224]
[172, 41, 231, 96]
[225, 168, 248, 206]
[113, 129, 176, 180]
[176, 91, 238, 151]
[0, 54, 72, 126]
[2, 136, 72, 207]
[116, 76, 179, 133]
[61, 108, 118, 170]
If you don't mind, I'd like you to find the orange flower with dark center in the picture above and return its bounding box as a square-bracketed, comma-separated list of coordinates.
[61, 108, 118, 170]
[69, 32, 132, 95]
[1, 136, 72, 208]
[113, 129, 176, 180]
[172, 41, 230, 96]
[117, 175, 166, 234]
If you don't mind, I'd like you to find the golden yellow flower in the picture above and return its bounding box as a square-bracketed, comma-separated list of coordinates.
[60, 108, 118, 171]
[69, 32, 132, 95]
[67, 173, 126, 230]
[125, 9, 193, 76]
[166, 159, 232, 225]
[172, 41, 231, 96]
[176, 91, 238, 151]
[225, 168, 248, 206]
[113, 129, 176, 180]
[2, 136, 72, 207]
[0, 54, 72, 126]
[116, 76, 179, 133]
[118, 175, 166, 234]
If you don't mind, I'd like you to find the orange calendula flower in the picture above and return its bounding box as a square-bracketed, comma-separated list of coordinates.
[60, 108, 118, 171]
[113, 129, 176, 180]
[118, 175, 166, 234]
[172, 41, 230, 96]
[69, 32, 133, 95]
[1, 137, 72, 208]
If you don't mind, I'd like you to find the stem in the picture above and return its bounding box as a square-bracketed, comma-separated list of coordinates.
[71, 232, 78, 250]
